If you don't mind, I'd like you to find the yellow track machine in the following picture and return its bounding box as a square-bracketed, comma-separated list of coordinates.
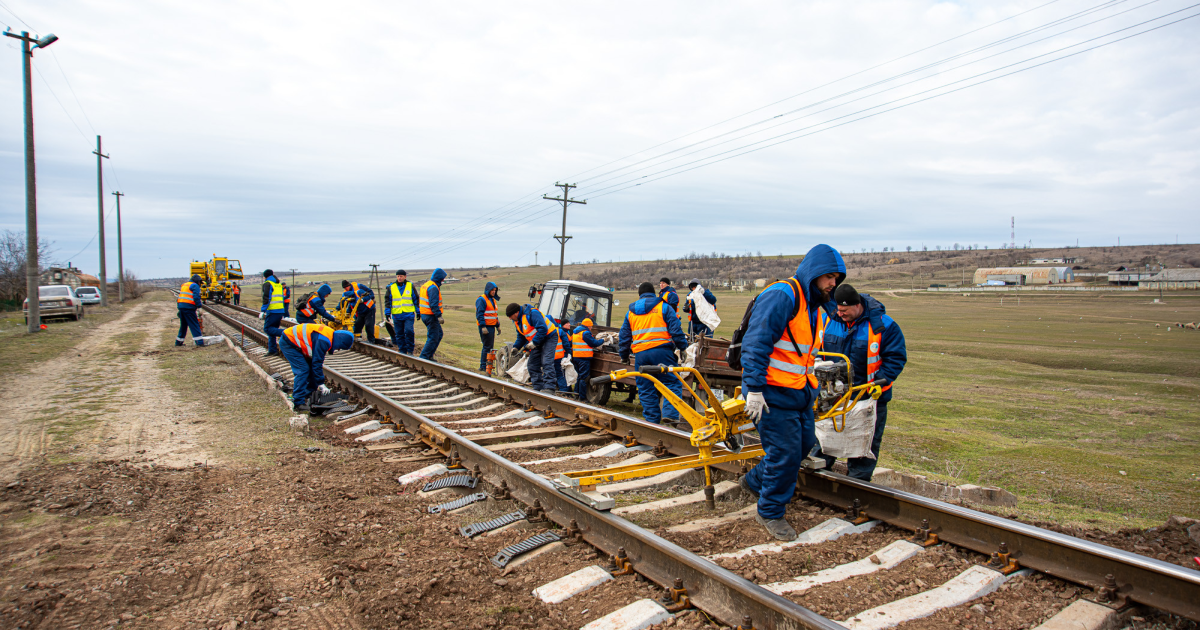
[188, 255, 243, 302]
[554, 355, 887, 510]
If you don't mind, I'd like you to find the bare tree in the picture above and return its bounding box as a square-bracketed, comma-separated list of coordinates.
[0, 230, 52, 306]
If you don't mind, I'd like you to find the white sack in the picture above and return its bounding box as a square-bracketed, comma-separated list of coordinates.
[681, 342, 701, 368]
[688, 285, 721, 331]
[506, 354, 531, 384]
[561, 356, 578, 387]
[814, 398, 877, 460]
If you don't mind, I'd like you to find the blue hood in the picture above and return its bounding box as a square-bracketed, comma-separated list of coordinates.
[793, 244, 846, 307]
[629, 292, 664, 315]
[317, 284, 332, 298]
[484, 281, 498, 296]
[331, 330, 355, 351]
[431, 268, 447, 285]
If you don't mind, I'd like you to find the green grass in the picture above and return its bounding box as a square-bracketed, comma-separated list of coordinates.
[0, 302, 134, 375]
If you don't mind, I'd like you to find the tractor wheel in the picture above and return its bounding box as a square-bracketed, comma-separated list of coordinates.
[585, 379, 611, 406]
[494, 344, 514, 377]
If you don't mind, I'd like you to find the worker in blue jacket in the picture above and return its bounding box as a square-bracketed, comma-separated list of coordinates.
[507, 302, 562, 391]
[570, 318, 606, 399]
[683, 279, 718, 338]
[280, 323, 355, 413]
[384, 270, 419, 354]
[658, 278, 680, 313]
[341, 279, 379, 344]
[816, 284, 907, 481]
[176, 274, 210, 346]
[475, 281, 502, 371]
[739, 244, 846, 541]
[296, 284, 337, 324]
[617, 282, 689, 425]
[419, 268, 448, 360]
[259, 269, 287, 355]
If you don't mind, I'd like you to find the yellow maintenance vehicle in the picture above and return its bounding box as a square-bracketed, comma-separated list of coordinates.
[553, 358, 884, 511]
[188, 255, 243, 303]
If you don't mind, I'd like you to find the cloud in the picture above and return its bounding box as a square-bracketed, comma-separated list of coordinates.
[0, 0, 1197, 278]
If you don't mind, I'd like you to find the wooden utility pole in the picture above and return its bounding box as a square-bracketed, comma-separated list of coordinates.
[112, 191, 125, 302]
[543, 183, 586, 280]
[368, 264, 382, 297]
[93, 136, 110, 306]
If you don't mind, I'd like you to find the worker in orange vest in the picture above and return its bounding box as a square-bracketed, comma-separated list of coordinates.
[570, 318, 605, 399]
[474, 281, 501, 371]
[232, 283, 241, 305]
[617, 282, 688, 424]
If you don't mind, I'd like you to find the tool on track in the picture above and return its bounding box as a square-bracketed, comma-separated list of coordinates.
[490, 531, 561, 568]
[422, 474, 480, 492]
[460, 510, 527, 537]
[554, 366, 762, 511]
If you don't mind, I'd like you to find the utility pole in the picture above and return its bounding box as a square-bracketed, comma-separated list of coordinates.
[288, 268, 298, 290]
[112, 191, 125, 302]
[93, 136, 110, 306]
[543, 182, 586, 280]
[534, 251, 538, 266]
[368, 264, 381, 297]
[6, 29, 57, 333]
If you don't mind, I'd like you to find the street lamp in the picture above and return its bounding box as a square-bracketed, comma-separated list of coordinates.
[4, 28, 58, 333]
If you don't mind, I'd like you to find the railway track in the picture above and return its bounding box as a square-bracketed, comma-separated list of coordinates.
[198, 300, 1200, 629]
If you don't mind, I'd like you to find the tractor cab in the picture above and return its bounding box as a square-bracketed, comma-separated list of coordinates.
[532, 280, 614, 328]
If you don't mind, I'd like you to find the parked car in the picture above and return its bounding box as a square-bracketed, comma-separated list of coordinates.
[23, 285, 85, 323]
[75, 286, 101, 305]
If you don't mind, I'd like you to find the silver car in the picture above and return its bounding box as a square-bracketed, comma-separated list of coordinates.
[23, 285, 85, 323]
[75, 286, 102, 305]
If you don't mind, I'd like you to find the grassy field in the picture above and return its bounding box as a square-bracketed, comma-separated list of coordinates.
[0, 302, 134, 375]
[238, 266, 1200, 527]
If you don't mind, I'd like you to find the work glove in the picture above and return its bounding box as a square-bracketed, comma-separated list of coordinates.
[744, 391, 768, 424]
[258, 311, 266, 320]
[438, 316, 445, 324]
[317, 384, 331, 395]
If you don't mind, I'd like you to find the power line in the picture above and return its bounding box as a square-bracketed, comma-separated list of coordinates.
[587, 7, 1200, 200]
[562, 0, 1072, 183]
[577, 0, 1150, 191]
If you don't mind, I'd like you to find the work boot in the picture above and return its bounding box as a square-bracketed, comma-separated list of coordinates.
[738, 475, 759, 500]
[292, 404, 310, 414]
[755, 513, 797, 541]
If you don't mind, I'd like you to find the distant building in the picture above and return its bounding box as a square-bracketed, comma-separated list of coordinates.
[985, 273, 1025, 286]
[1139, 269, 1200, 291]
[40, 266, 100, 289]
[1051, 266, 1074, 282]
[754, 278, 767, 288]
[1108, 271, 1156, 285]
[973, 267, 1065, 285]
[1023, 257, 1082, 265]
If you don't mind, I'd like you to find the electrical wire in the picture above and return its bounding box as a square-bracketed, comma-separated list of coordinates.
[577, 0, 1150, 190]
[587, 8, 1200, 200]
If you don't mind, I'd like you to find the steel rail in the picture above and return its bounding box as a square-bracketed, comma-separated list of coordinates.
[202, 302, 845, 630]
[204, 302, 1200, 621]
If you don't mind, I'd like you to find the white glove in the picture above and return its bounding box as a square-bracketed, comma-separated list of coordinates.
[438, 316, 445, 324]
[317, 384, 331, 395]
[744, 391, 768, 423]
[258, 311, 266, 320]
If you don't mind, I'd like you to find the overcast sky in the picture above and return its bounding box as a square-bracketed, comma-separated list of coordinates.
[1, 0, 1197, 279]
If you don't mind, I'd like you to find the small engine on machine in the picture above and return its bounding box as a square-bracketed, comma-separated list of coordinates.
[813, 359, 852, 417]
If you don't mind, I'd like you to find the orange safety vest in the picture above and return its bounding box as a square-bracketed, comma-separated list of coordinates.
[283, 286, 291, 305]
[627, 299, 671, 354]
[765, 279, 818, 390]
[233, 285, 240, 295]
[178, 282, 196, 305]
[300, 293, 319, 318]
[419, 280, 441, 315]
[516, 309, 557, 343]
[554, 330, 566, 360]
[571, 330, 594, 358]
[284, 323, 335, 358]
[349, 282, 374, 309]
[480, 294, 498, 325]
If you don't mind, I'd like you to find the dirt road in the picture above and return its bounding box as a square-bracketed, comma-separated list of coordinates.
[0, 300, 213, 483]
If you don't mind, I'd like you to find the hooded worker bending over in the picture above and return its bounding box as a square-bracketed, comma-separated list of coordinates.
[739, 244, 846, 542]
[475, 281, 502, 371]
[280, 323, 355, 414]
[341, 279, 378, 344]
[570, 318, 605, 399]
[817, 283, 906, 481]
[617, 282, 689, 425]
[260, 269, 287, 356]
[507, 302, 562, 392]
[420, 268, 448, 360]
[385, 270, 419, 354]
[296, 284, 337, 324]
